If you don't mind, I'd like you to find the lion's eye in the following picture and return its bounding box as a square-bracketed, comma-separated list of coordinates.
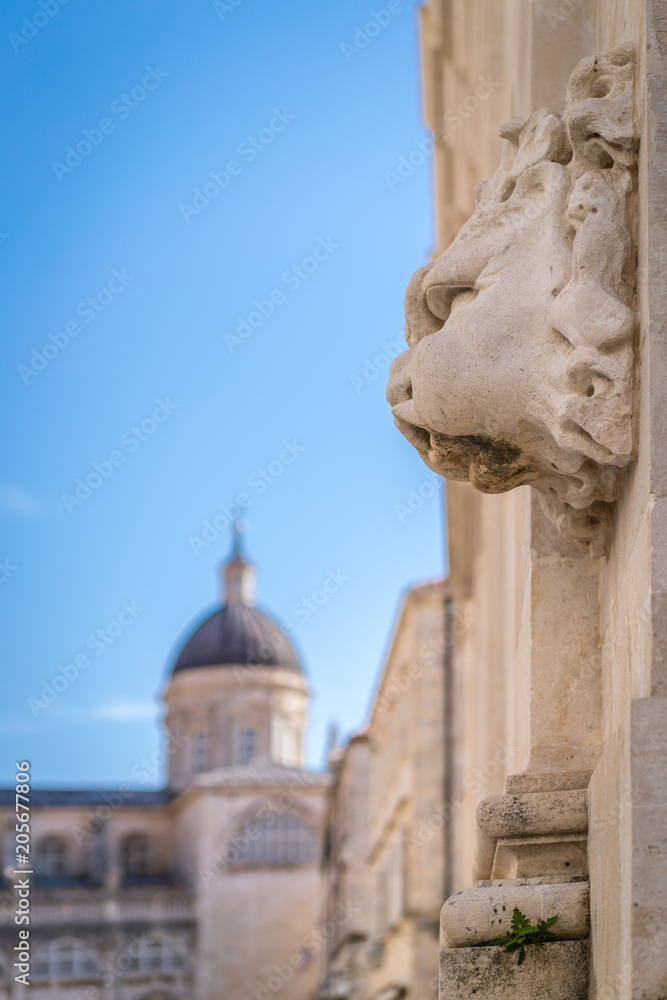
[425, 284, 477, 323]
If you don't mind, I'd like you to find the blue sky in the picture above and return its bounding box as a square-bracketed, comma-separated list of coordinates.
[0, 0, 445, 786]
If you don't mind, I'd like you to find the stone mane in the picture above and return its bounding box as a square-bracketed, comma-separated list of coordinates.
[387, 44, 637, 554]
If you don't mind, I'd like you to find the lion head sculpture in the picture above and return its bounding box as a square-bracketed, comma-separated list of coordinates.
[387, 45, 637, 555]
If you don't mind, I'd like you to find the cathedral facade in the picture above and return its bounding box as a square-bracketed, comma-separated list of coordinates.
[0, 544, 327, 1000]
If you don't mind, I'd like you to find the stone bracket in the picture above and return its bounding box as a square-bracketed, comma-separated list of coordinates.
[441, 877, 589, 948]
[439, 940, 589, 1000]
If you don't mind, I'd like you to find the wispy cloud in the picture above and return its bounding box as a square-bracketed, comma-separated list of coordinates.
[92, 700, 157, 722]
[0, 484, 48, 517]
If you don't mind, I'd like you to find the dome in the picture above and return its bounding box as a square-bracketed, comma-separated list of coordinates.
[173, 602, 301, 673]
[172, 530, 301, 674]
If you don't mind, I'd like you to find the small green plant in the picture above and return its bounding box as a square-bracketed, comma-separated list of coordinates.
[485, 907, 559, 966]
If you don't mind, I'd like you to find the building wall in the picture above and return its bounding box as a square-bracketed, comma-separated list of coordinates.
[366, 583, 447, 1000]
[164, 666, 309, 789]
[319, 734, 371, 1000]
[0, 765, 327, 1000]
[318, 581, 447, 1000]
[419, 2, 667, 997]
[178, 771, 327, 1000]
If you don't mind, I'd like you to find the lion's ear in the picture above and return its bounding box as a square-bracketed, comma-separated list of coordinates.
[491, 110, 570, 203]
[506, 160, 571, 221]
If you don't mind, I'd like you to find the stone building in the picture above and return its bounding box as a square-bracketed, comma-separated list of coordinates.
[318, 581, 449, 1000]
[0, 542, 327, 1000]
[318, 733, 371, 1000]
[386, 2, 667, 998]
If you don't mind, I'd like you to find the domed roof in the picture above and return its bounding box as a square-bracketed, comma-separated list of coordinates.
[173, 602, 301, 673]
[172, 531, 301, 674]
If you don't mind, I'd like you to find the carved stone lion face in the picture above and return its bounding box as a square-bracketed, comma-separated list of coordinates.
[387, 45, 636, 553]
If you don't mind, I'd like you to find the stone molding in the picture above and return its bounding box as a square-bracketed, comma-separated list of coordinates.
[441, 878, 589, 947]
[387, 45, 637, 554]
[475, 788, 589, 881]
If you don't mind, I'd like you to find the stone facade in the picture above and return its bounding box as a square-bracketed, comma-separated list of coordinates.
[318, 581, 449, 1000]
[0, 548, 327, 1000]
[318, 734, 371, 1000]
[387, 2, 667, 998]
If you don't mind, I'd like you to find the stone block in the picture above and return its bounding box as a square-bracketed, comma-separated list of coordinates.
[441, 878, 589, 946]
[439, 940, 589, 1000]
[477, 790, 588, 839]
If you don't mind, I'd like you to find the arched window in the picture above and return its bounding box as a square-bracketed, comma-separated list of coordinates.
[36, 836, 67, 876]
[192, 731, 208, 773]
[127, 938, 187, 973]
[33, 939, 98, 979]
[120, 834, 149, 877]
[228, 811, 318, 866]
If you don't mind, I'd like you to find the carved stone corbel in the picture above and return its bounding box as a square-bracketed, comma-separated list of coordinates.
[387, 45, 637, 555]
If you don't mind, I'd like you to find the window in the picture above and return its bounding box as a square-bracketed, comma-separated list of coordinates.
[281, 726, 301, 767]
[228, 811, 317, 866]
[36, 836, 67, 876]
[236, 728, 257, 765]
[34, 940, 98, 979]
[120, 834, 149, 876]
[127, 938, 187, 974]
[192, 730, 208, 773]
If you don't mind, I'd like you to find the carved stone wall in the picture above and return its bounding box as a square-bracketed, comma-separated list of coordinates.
[398, 2, 667, 998]
[388, 45, 637, 554]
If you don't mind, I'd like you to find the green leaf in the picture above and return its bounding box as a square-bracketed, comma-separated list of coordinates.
[477, 908, 560, 965]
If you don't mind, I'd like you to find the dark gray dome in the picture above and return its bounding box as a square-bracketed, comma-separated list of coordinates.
[173, 603, 301, 673]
